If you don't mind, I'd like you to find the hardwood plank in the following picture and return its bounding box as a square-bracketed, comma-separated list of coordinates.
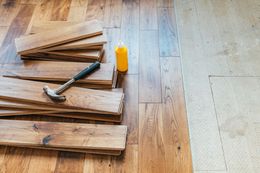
[39, 34, 106, 51]
[2, 4, 35, 47]
[138, 103, 192, 173]
[50, 0, 72, 21]
[0, 0, 21, 27]
[160, 57, 193, 172]
[44, 49, 102, 59]
[26, 21, 78, 34]
[117, 74, 138, 144]
[111, 145, 138, 173]
[139, 31, 161, 102]
[67, 0, 88, 22]
[21, 51, 103, 62]
[140, 0, 158, 30]
[139, 103, 165, 173]
[84, 154, 112, 173]
[0, 77, 124, 114]
[27, 150, 58, 173]
[158, 8, 179, 57]
[2, 61, 114, 85]
[54, 152, 85, 173]
[15, 20, 103, 55]
[85, 0, 106, 21]
[120, 0, 139, 74]
[103, 0, 122, 28]
[102, 28, 120, 63]
[0, 147, 32, 173]
[0, 98, 122, 115]
[0, 119, 127, 150]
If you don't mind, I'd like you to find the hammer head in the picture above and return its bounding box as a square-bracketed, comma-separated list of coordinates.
[43, 86, 66, 102]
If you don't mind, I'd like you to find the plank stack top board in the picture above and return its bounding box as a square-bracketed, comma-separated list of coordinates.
[15, 20, 106, 62]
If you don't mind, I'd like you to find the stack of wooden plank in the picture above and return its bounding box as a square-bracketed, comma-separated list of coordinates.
[0, 119, 127, 155]
[0, 77, 124, 122]
[1, 61, 117, 89]
[15, 20, 106, 62]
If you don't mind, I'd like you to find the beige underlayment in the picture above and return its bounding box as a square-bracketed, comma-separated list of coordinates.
[175, 0, 260, 171]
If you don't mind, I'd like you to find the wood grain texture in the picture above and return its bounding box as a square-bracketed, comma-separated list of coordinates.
[27, 21, 78, 34]
[158, 8, 179, 56]
[0, 119, 127, 150]
[54, 152, 85, 173]
[103, 0, 122, 28]
[120, 0, 139, 74]
[25, 21, 107, 51]
[160, 57, 192, 172]
[0, 77, 124, 114]
[2, 61, 114, 85]
[67, 0, 88, 22]
[50, 0, 71, 21]
[140, 0, 158, 30]
[117, 74, 138, 144]
[26, 150, 58, 173]
[102, 28, 120, 63]
[139, 31, 161, 102]
[21, 51, 103, 62]
[15, 20, 103, 55]
[0, 147, 32, 173]
[85, 0, 106, 21]
[1, 4, 35, 47]
[0, 0, 21, 27]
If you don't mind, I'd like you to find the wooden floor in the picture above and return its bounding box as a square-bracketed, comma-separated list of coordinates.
[0, 0, 192, 172]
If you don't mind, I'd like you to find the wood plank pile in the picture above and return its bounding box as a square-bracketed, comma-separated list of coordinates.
[0, 20, 127, 155]
[15, 20, 106, 62]
[0, 77, 126, 154]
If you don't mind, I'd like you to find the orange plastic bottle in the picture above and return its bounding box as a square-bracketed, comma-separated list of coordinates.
[115, 42, 128, 72]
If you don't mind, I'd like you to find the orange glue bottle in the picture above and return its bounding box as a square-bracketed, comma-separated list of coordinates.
[115, 41, 128, 72]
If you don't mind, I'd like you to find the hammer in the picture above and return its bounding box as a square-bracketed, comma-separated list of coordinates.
[43, 61, 100, 102]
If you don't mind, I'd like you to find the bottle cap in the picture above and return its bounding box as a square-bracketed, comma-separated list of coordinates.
[118, 40, 124, 48]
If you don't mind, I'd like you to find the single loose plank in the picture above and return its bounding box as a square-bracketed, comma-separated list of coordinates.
[0, 77, 124, 114]
[2, 61, 114, 85]
[15, 20, 103, 55]
[0, 119, 127, 150]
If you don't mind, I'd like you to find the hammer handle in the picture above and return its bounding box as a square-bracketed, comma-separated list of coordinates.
[73, 61, 100, 81]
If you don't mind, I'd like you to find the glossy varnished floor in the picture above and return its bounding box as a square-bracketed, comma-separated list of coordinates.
[0, 0, 192, 172]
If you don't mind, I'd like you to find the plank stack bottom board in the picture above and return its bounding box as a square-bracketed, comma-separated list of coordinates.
[15, 20, 107, 62]
[0, 77, 124, 122]
[0, 119, 127, 155]
[1, 61, 117, 89]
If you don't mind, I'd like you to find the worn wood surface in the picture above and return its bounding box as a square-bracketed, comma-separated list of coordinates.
[1, 61, 114, 85]
[0, 0, 192, 172]
[0, 119, 127, 152]
[0, 77, 124, 114]
[15, 20, 103, 55]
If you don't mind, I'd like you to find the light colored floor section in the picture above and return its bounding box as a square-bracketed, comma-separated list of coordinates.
[211, 77, 260, 173]
[175, 0, 260, 171]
